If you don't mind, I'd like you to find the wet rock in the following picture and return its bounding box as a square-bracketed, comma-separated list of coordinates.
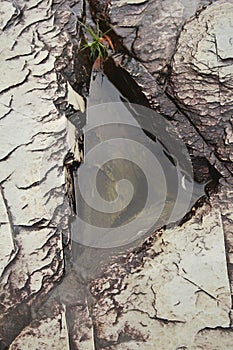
[28, 270, 95, 350]
[90, 197, 232, 349]
[8, 305, 70, 350]
[0, 0, 82, 346]
[1, 0, 233, 348]
[106, 0, 233, 179]
[92, 0, 233, 346]
[108, 0, 214, 77]
[110, 54, 230, 179]
[192, 327, 233, 350]
[167, 0, 233, 175]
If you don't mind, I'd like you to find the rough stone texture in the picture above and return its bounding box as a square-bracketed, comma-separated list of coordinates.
[30, 270, 96, 350]
[0, 0, 81, 347]
[109, 0, 215, 76]
[192, 327, 233, 350]
[111, 54, 231, 179]
[217, 183, 233, 315]
[90, 197, 232, 349]
[1, 0, 233, 349]
[103, 0, 232, 179]
[8, 305, 70, 350]
[167, 0, 233, 175]
[87, 0, 233, 348]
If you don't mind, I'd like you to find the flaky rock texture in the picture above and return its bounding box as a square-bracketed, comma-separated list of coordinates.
[0, 0, 80, 347]
[1, 0, 233, 349]
[89, 0, 233, 348]
[109, 0, 215, 76]
[167, 0, 233, 175]
[8, 305, 69, 350]
[103, 0, 233, 179]
[90, 198, 232, 349]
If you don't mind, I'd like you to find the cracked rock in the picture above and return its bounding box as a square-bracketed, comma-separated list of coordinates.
[0, 0, 79, 347]
[109, 0, 214, 76]
[1, 0, 233, 348]
[8, 305, 70, 350]
[90, 198, 231, 349]
[167, 0, 233, 175]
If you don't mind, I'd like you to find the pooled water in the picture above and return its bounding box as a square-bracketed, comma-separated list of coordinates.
[71, 61, 205, 250]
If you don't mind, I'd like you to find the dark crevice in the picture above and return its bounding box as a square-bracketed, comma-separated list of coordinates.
[0, 108, 12, 121]
[103, 57, 150, 108]
[0, 186, 16, 248]
[1, 0, 230, 347]
[164, 90, 232, 179]
[86, 1, 230, 188]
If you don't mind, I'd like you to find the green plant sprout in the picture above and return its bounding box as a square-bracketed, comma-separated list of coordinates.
[79, 21, 112, 60]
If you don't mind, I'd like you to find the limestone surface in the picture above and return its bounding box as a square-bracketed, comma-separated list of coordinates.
[90, 198, 232, 349]
[8, 305, 70, 350]
[0, 0, 76, 347]
[168, 0, 233, 174]
[1, 0, 233, 349]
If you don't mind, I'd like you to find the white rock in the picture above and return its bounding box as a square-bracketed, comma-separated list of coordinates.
[9, 306, 70, 350]
[92, 203, 231, 349]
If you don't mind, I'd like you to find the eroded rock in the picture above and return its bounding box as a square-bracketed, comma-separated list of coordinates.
[167, 0, 233, 175]
[90, 197, 232, 349]
[1, 0, 233, 348]
[0, 0, 82, 346]
[108, 0, 214, 76]
[8, 305, 70, 350]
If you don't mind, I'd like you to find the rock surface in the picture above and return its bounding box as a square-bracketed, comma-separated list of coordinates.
[90, 197, 232, 349]
[108, 0, 215, 76]
[8, 305, 70, 350]
[0, 0, 233, 349]
[104, 0, 232, 179]
[167, 0, 233, 176]
[0, 0, 77, 347]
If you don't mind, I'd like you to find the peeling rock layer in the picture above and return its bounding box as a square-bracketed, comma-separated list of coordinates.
[168, 0, 233, 175]
[0, 0, 78, 347]
[8, 305, 70, 350]
[1, 0, 233, 349]
[90, 198, 232, 349]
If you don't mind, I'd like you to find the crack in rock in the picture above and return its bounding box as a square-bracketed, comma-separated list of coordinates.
[167, 1, 233, 175]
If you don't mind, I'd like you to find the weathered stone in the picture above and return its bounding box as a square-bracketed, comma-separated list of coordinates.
[167, 0, 233, 174]
[109, 54, 231, 180]
[109, 0, 214, 76]
[8, 305, 70, 350]
[0, 0, 17, 31]
[90, 198, 232, 349]
[192, 327, 233, 350]
[105, 0, 233, 180]
[0, 227, 64, 311]
[1, 0, 233, 348]
[90, 1, 233, 346]
[0, 0, 82, 346]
